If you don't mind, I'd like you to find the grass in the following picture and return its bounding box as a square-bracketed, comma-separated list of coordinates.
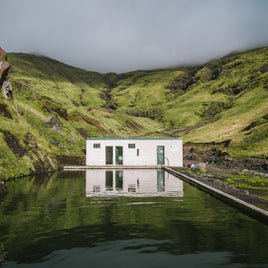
[175, 166, 268, 202]
[220, 173, 268, 201]
[1, 54, 165, 178]
[0, 46, 267, 179]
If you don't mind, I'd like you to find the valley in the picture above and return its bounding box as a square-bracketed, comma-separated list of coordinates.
[0, 46, 267, 179]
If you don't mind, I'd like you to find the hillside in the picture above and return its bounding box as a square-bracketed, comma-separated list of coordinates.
[110, 47, 268, 159]
[0, 53, 163, 178]
[0, 46, 267, 178]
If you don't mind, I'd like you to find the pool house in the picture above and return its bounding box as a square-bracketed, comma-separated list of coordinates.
[86, 137, 183, 167]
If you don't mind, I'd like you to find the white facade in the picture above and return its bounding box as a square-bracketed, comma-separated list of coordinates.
[86, 138, 183, 167]
[86, 169, 184, 197]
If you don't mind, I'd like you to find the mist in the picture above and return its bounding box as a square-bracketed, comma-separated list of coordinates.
[1, 0, 268, 73]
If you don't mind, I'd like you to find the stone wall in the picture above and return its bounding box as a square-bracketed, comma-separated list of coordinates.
[57, 155, 86, 166]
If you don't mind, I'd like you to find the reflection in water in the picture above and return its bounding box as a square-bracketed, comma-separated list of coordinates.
[1, 170, 268, 267]
[86, 169, 183, 197]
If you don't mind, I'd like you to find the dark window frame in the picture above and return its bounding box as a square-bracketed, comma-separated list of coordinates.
[128, 143, 136, 149]
[93, 143, 101, 148]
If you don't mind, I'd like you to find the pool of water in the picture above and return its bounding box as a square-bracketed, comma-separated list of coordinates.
[0, 169, 268, 267]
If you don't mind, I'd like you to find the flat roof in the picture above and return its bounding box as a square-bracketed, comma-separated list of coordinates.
[87, 137, 182, 140]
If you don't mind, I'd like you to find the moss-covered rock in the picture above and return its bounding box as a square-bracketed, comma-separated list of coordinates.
[44, 114, 63, 131]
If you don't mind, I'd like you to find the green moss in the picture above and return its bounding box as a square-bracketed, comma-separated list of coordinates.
[217, 172, 268, 191]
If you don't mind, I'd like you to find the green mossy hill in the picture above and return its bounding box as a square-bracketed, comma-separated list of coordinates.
[0, 54, 163, 179]
[110, 47, 268, 158]
[0, 46, 267, 179]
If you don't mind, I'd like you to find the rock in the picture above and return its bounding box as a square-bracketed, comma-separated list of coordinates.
[17, 108, 24, 116]
[67, 137, 76, 143]
[2, 130, 26, 157]
[0, 46, 7, 60]
[49, 137, 59, 145]
[0, 47, 11, 88]
[0, 47, 12, 102]
[76, 128, 87, 139]
[2, 79, 13, 100]
[84, 116, 100, 127]
[0, 61, 11, 84]
[44, 114, 63, 131]
[0, 102, 12, 118]
[196, 162, 207, 171]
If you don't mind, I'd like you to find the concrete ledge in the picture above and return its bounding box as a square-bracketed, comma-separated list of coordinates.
[64, 165, 168, 170]
[164, 167, 268, 225]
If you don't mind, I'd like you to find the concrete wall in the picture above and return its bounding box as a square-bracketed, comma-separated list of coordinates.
[86, 138, 183, 166]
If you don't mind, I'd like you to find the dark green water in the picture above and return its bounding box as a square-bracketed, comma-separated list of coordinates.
[0, 169, 268, 267]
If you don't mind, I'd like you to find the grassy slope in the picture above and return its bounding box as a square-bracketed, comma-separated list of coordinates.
[0, 54, 163, 178]
[181, 48, 268, 158]
[111, 47, 268, 157]
[0, 47, 267, 178]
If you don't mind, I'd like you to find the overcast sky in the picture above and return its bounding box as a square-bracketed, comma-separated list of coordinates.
[1, 0, 268, 73]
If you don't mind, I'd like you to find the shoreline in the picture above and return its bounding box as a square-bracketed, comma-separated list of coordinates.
[176, 164, 268, 211]
[183, 148, 268, 171]
[1, 157, 268, 210]
[165, 167, 268, 225]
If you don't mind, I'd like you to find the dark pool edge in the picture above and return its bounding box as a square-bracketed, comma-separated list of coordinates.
[164, 167, 268, 225]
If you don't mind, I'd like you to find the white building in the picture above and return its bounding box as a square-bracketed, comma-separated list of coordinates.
[86, 137, 183, 167]
[86, 169, 184, 197]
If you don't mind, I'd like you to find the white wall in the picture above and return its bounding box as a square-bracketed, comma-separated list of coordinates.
[85, 169, 184, 197]
[86, 138, 183, 166]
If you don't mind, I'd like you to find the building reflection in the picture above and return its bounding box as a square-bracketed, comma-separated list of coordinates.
[86, 169, 183, 197]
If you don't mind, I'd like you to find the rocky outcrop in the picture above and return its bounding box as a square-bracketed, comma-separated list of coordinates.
[0, 46, 12, 100]
[196, 162, 207, 171]
[184, 147, 268, 171]
[2, 130, 26, 157]
[67, 137, 76, 143]
[0, 61, 11, 84]
[44, 114, 63, 131]
[2, 79, 13, 100]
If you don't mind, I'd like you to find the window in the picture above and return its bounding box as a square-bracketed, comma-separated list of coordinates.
[128, 143, 135, 149]
[93, 143, 101, 148]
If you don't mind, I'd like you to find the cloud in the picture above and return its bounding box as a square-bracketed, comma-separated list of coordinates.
[1, 0, 268, 73]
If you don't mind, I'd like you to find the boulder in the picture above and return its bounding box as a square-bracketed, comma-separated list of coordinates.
[196, 162, 207, 171]
[0, 47, 11, 87]
[2, 79, 13, 100]
[0, 47, 12, 102]
[67, 137, 76, 143]
[49, 137, 60, 145]
[44, 114, 63, 131]
[0, 61, 11, 86]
